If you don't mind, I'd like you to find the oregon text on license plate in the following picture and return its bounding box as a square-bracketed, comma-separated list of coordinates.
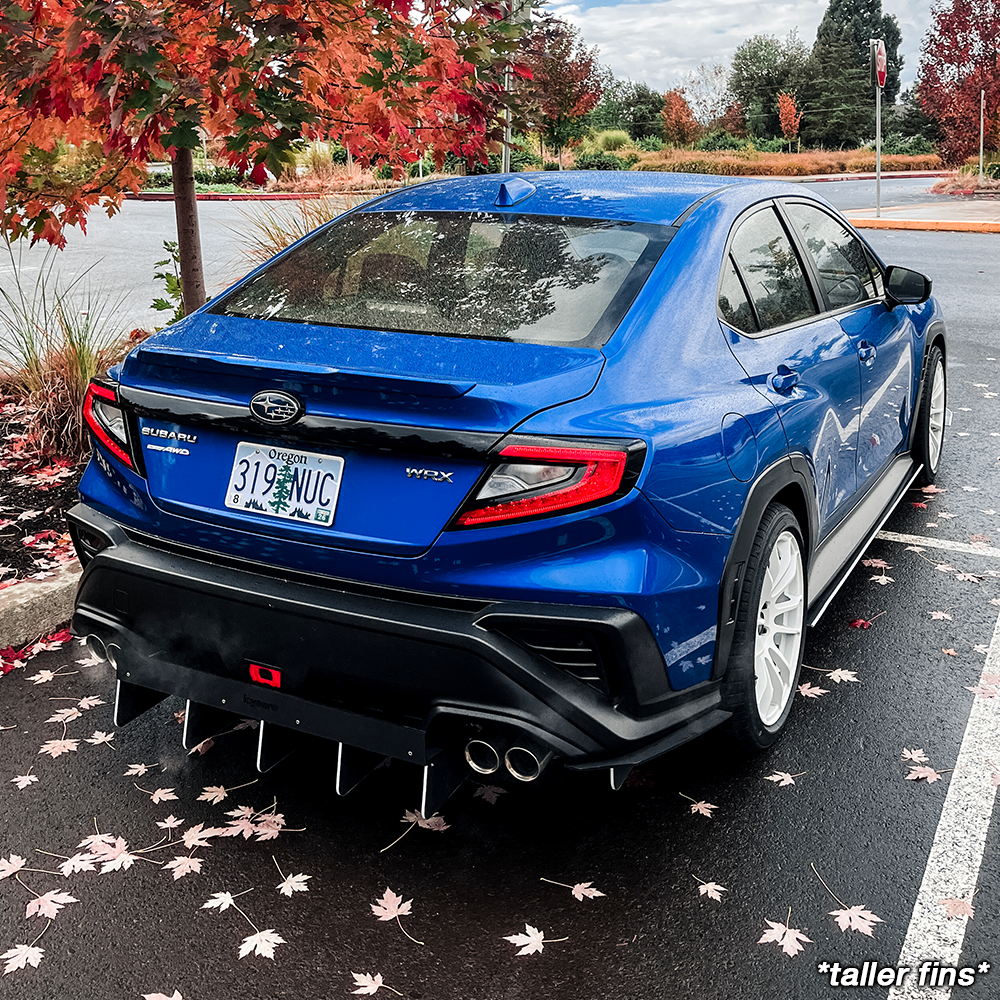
[224, 442, 344, 526]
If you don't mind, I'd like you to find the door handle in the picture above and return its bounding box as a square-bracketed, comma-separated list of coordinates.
[771, 365, 800, 392]
[858, 341, 877, 366]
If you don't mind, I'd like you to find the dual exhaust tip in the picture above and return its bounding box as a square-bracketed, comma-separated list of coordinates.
[464, 739, 552, 782]
[85, 634, 120, 669]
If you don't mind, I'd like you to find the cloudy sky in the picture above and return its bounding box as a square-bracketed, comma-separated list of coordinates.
[543, 0, 934, 97]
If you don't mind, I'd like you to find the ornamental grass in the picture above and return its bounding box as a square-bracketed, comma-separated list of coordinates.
[631, 148, 942, 176]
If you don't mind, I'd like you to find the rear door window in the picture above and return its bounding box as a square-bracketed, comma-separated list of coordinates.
[727, 207, 817, 333]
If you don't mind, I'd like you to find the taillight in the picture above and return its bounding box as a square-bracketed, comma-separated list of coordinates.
[454, 443, 633, 527]
[83, 381, 133, 468]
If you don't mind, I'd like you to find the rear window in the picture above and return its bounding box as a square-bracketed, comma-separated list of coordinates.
[211, 212, 674, 347]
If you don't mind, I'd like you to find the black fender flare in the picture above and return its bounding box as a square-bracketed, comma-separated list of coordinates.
[711, 454, 816, 681]
[907, 321, 947, 453]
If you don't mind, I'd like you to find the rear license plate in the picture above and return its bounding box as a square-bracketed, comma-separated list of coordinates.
[224, 442, 344, 527]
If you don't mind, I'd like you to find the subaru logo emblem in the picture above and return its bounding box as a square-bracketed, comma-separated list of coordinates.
[249, 390, 302, 426]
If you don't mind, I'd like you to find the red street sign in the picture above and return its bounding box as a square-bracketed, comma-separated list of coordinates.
[874, 39, 887, 89]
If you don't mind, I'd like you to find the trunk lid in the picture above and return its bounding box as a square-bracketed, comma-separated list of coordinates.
[119, 314, 604, 556]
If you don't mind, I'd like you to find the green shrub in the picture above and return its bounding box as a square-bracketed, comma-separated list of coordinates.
[635, 136, 663, 152]
[543, 161, 559, 171]
[573, 151, 639, 171]
[696, 131, 744, 152]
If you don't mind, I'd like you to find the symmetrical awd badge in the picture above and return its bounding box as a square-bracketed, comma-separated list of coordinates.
[249, 390, 303, 426]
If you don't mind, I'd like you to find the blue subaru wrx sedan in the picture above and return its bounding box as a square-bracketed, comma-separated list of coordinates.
[70, 172, 946, 809]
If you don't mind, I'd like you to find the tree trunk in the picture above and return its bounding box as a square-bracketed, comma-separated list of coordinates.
[171, 147, 207, 316]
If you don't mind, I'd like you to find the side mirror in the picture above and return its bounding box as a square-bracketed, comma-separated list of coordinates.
[885, 265, 932, 307]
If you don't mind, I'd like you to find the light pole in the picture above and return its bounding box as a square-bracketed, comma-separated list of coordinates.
[501, 0, 533, 174]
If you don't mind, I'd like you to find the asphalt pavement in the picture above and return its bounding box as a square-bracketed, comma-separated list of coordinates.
[1, 180, 999, 1000]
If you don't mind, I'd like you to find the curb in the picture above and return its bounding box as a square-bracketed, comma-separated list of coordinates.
[848, 218, 1000, 233]
[125, 190, 383, 202]
[0, 561, 81, 649]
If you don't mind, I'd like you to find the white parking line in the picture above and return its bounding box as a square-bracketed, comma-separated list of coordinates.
[877, 530, 1000, 560]
[887, 609, 1000, 999]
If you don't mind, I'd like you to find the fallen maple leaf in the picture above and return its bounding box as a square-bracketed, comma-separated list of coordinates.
[698, 881, 727, 902]
[163, 856, 203, 880]
[85, 730, 115, 745]
[906, 765, 944, 784]
[124, 764, 152, 777]
[571, 882, 606, 900]
[45, 707, 82, 724]
[182, 823, 224, 850]
[156, 815, 184, 831]
[937, 897, 975, 919]
[188, 738, 214, 756]
[829, 904, 884, 936]
[1, 943, 44, 974]
[955, 573, 982, 583]
[142, 992, 183, 1000]
[504, 923, 547, 956]
[11, 774, 38, 790]
[797, 682, 828, 698]
[965, 684, 997, 698]
[0, 855, 27, 880]
[765, 771, 798, 786]
[149, 788, 178, 804]
[688, 800, 717, 817]
[911, 501, 928, 509]
[929, 611, 953, 620]
[371, 887, 412, 922]
[277, 873, 310, 897]
[758, 919, 812, 957]
[870, 574, 894, 586]
[922, 485, 947, 494]
[197, 785, 228, 805]
[58, 853, 97, 877]
[351, 972, 401, 996]
[850, 618, 873, 629]
[77, 696, 105, 710]
[862, 558, 891, 569]
[202, 892, 238, 912]
[473, 785, 506, 805]
[25, 890, 79, 920]
[402, 809, 450, 831]
[901, 748, 929, 763]
[942, 648, 958, 656]
[826, 669, 859, 684]
[936, 564, 955, 573]
[38, 738, 80, 758]
[238, 929, 285, 960]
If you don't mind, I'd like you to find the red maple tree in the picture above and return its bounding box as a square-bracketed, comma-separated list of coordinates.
[777, 92, 803, 143]
[661, 89, 700, 146]
[0, 0, 522, 312]
[917, 0, 1000, 165]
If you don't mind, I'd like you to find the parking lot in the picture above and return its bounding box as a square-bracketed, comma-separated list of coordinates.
[1, 219, 998, 1000]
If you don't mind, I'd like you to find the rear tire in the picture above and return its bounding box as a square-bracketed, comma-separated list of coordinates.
[722, 503, 805, 751]
[913, 345, 946, 486]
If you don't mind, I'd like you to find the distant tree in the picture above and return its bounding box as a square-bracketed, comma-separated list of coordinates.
[684, 64, 732, 125]
[917, 0, 1000, 165]
[798, 26, 873, 147]
[661, 89, 701, 146]
[590, 79, 664, 139]
[777, 92, 803, 148]
[895, 87, 941, 144]
[728, 31, 809, 138]
[817, 0, 903, 105]
[518, 16, 606, 166]
[722, 101, 749, 138]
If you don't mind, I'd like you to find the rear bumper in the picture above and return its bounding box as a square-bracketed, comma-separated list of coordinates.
[69, 502, 728, 772]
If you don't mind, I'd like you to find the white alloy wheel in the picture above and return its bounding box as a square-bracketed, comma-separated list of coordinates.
[927, 357, 946, 472]
[753, 529, 805, 727]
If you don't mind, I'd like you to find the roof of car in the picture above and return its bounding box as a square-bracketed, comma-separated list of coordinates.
[360, 171, 769, 227]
